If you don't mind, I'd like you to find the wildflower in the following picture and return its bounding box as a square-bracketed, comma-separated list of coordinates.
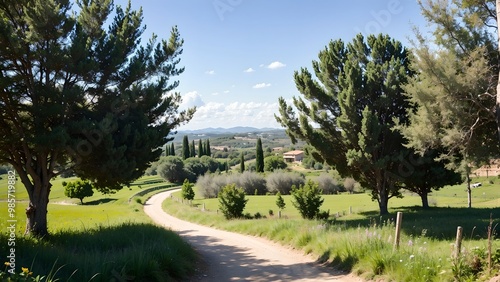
[399, 259, 403, 263]
[4, 262, 10, 266]
[409, 254, 415, 260]
[22, 267, 29, 273]
[408, 240, 413, 247]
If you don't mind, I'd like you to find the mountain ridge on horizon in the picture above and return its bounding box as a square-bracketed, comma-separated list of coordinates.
[177, 126, 282, 134]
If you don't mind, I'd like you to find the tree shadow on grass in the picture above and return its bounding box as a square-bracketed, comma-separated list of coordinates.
[83, 198, 117, 205]
[333, 206, 500, 240]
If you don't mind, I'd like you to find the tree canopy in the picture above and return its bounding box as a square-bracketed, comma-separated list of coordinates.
[276, 34, 414, 215]
[0, 0, 194, 235]
[399, 0, 500, 207]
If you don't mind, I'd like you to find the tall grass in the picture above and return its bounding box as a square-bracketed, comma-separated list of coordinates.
[0, 223, 196, 281]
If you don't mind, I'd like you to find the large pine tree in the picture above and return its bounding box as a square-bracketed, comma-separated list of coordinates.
[276, 34, 413, 215]
[0, 0, 194, 236]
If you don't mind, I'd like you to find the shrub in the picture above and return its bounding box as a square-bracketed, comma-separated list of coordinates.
[228, 171, 267, 195]
[291, 179, 324, 219]
[315, 173, 340, 194]
[266, 170, 305, 195]
[64, 179, 94, 204]
[218, 184, 248, 219]
[196, 174, 225, 198]
[184, 157, 208, 179]
[181, 179, 195, 201]
[276, 192, 286, 211]
[343, 177, 357, 194]
[158, 156, 186, 183]
[264, 155, 288, 172]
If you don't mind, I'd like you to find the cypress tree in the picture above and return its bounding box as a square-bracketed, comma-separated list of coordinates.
[240, 152, 245, 173]
[182, 136, 190, 160]
[170, 143, 175, 156]
[206, 139, 211, 156]
[255, 138, 264, 173]
[198, 139, 204, 157]
[190, 140, 196, 157]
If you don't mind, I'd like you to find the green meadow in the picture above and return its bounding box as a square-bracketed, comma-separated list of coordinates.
[0, 175, 194, 281]
[164, 176, 500, 281]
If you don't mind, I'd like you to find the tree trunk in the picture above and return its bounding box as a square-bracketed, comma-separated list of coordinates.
[466, 172, 472, 208]
[25, 180, 51, 237]
[496, 0, 500, 141]
[420, 192, 430, 209]
[378, 184, 389, 215]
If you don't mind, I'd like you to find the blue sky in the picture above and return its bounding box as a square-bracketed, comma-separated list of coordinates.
[115, 0, 427, 130]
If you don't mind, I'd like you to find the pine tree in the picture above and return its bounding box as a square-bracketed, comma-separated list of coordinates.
[0, 0, 194, 236]
[182, 136, 190, 160]
[256, 138, 264, 173]
[276, 34, 413, 215]
[400, 0, 500, 207]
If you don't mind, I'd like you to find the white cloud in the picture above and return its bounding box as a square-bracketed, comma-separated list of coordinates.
[253, 83, 271, 89]
[180, 91, 205, 110]
[267, 61, 286, 69]
[205, 70, 215, 75]
[244, 67, 255, 73]
[211, 92, 219, 96]
[223, 90, 230, 94]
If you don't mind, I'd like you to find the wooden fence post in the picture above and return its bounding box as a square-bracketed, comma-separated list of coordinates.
[394, 212, 403, 250]
[349, 206, 353, 214]
[454, 226, 463, 259]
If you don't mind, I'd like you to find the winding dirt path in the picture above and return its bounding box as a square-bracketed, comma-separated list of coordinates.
[144, 190, 363, 282]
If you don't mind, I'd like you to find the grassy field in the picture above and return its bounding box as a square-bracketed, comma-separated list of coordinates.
[163, 176, 500, 281]
[0, 174, 194, 281]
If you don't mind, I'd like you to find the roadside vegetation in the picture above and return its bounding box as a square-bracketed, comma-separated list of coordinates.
[164, 176, 500, 281]
[0, 175, 196, 281]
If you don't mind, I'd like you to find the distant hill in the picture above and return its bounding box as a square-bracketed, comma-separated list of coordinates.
[178, 126, 280, 135]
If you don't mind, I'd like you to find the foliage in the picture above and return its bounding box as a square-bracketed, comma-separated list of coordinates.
[315, 173, 339, 194]
[218, 184, 248, 219]
[196, 174, 226, 198]
[240, 152, 245, 172]
[181, 179, 195, 201]
[275, 192, 286, 210]
[0, 0, 193, 236]
[276, 34, 414, 215]
[399, 0, 500, 208]
[264, 155, 288, 172]
[200, 155, 220, 173]
[0, 223, 196, 281]
[64, 180, 94, 204]
[182, 136, 190, 160]
[158, 156, 186, 183]
[266, 170, 305, 195]
[343, 177, 358, 194]
[198, 139, 204, 156]
[228, 171, 267, 195]
[291, 180, 324, 219]
[256, 138, 264, 172]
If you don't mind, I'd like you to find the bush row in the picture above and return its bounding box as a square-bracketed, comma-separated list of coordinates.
[196, 171, 358, 198]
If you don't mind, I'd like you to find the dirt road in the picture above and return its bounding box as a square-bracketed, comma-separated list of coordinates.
[144, 190, 363, 282]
